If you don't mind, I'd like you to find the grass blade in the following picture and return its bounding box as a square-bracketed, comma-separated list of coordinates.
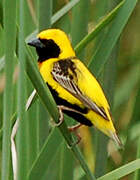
[38, 0, 52, 150]
[38, 0, 52, 31]
[28, 128, 62, 180]
[16, 0, 28, 179]
[75, 0, 125, 54]
[26, 0, 81, 42]
[51, 0, 80, 25]
[71, 0, 89, 60]
[59, 141, 74, 180]
[132, 85, 140, 180]
[1, 0, 16, 179]
[88, 0, 138, 77]
[114, 64, 140, 110]
[98, 159, 140, 180]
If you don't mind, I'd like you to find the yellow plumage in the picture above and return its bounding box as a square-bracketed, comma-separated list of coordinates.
[28, 29, 122, 147]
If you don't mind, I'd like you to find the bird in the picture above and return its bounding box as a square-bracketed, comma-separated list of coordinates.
[28, 28, 122, 147]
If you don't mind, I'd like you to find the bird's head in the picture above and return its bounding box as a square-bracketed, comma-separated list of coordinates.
[28, 29, 75, 62]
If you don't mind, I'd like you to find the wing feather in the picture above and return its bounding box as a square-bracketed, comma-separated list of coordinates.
[52, 61, 108, 120]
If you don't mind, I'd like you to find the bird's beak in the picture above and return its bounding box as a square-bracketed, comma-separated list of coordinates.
[27, 38, 45, 48]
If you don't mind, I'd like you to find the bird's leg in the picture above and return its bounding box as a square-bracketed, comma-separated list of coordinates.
[55, 105, 83, 145]
[68, 123, 82, 132]
[55, 105, 65, 126]
[68, 123, 82, 145]
[55, 105, 82, 126]
[54, 105, 75, 126]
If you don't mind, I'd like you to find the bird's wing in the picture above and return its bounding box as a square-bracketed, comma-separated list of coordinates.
[52, 60, 108, 120]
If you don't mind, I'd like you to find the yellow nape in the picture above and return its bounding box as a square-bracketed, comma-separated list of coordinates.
[38, 29, 75, 59]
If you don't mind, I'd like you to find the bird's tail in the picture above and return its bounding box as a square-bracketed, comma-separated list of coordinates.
[110, 131, 123, 149]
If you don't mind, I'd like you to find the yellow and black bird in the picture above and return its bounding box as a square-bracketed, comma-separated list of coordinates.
[28, 29, 122, 147]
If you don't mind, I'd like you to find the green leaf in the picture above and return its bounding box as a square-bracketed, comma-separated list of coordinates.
[132, 85, 140, 180]
[71, 0, 89, 60]
[28, 128, 62, 180]
[114, 64, 140, 110]
[88, 0, 138, 77]
[1, 0, 17, 179]
[98, 159, 140, 180]
[38, 0, 52, 31]
[0, 1, 3, 27]
[17, 0, 29, 179]
[75, 0, 125, 54]
[59, 141, 74, 180]
[51, 0, 81, 25]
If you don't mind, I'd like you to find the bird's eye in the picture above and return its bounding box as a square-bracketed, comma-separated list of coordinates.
[39, 39, 57, 48]
[36, 39, 61, 62]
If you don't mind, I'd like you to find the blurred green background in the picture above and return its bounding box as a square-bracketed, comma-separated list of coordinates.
[0, 0, 140, 180]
